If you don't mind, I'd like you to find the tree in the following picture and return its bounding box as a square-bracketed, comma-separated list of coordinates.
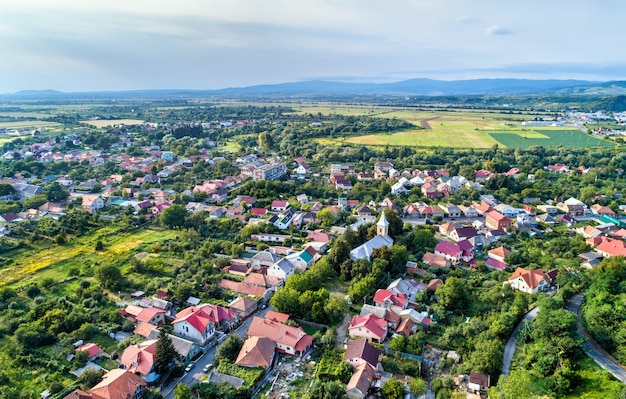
[161, 203, 188, 229]
[78, 368, 103, 390]
[382, 378, 405, 399]
[317, 208, 336, 228]
[216, 335, 243, 363]
[45, 182, 69, 202]
[328, 238, 351, 272]
[409, 378, 427, 397]
[389, 335, 407, 352]
[348, 276, 376, 303]
[155, 330, 178, 375]
[437, 276, 471, 314]
[173, 383, 191, 399]
[307, 379, 346, 399]
[469, 338, 503, 377]
[271, 287, 302, 315]
[94, 264, 123, 290]
[489, 369, 538, 399]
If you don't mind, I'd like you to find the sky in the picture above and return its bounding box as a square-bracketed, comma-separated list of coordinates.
[1, 0, 625, 92]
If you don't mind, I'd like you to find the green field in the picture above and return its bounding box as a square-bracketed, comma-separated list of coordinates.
[0, 120, 61, 129]
[0, 226, 179, 288]
[490, 129, 614, 149]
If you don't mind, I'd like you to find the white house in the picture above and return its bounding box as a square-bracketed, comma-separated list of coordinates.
[268, 258, 295, 281]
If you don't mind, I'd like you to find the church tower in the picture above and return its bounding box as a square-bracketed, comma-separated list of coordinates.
[377, 211, 389, 237]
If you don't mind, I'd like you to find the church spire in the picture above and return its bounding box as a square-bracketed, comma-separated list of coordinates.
[377, 211, 389, 237]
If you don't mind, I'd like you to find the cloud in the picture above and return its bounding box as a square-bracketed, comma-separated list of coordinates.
[485, 25, 512, 35]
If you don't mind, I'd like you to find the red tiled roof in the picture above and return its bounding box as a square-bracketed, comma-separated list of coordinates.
[486, 210, 508, 221]
[349, 314, 387, 340]
[235, 336, 275, 368]
[120, 340, 157, 376]
[264, 310, 290, 323]
[508, 267, 547, 290]
[90, 369, 146, 399]
[76, 343, 100, 359]
[247, 316, 312, 352]
[173, 303, 235, 333]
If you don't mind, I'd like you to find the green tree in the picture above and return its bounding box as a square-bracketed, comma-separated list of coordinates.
[317, 208, 336, 228]
[78, 368, 103, 390]
[382, 378, 405, 399]
[45, 182, 69, 202]
[173, 383, 191, 399]
[469, 338, 503, 377]
[155, 330, 178, 375]
[307, 379, 346, 399]
[489, 369, 538, 399]
[271, 287, 302, 316]
[94, 264, 123, 290]
[409, 378, 427, 397]
[161, 203, 189, 229]
[216, 335, 243, 363]
[348, 276, 376, 303]
[437, 276, 471, 314]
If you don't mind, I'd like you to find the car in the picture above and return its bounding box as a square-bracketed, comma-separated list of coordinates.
[202, 363, 213, 373]
[260, 303, 267, 309]
[185, 363, 194, 372]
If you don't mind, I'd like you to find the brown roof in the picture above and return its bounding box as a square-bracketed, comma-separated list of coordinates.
[344, 338, 380, 368]
[235, 336, 275, 368]
[264, 310, 290, 323]
[219, 279, 268, 298]
[488, 246, 511, 259]
[134, 322, 158, 338]
[469, 371, 491, 388]
[228, 297, 258, 314]
[243, 273, 281, 288]
[63, 390, 92, 399]
[346, 363, 376, 395]
[90, 369, 146, 399]
[247, 316, 313, 352]
[508, 267, 547, 290]
[396, 318, 415, 337]
[427, 279, 444, 291]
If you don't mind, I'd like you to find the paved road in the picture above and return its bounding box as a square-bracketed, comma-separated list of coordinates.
[161, 305, 273, 398]
[501, 307, 539, 376]
[566, 294, 626, 383]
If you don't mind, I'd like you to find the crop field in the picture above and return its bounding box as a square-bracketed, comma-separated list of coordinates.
[81, 118, 145, 127]
[489, 129, 614, 149]
[0, 120, 61, 129]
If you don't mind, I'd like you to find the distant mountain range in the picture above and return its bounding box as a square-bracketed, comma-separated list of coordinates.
[4, 78, 626, 99]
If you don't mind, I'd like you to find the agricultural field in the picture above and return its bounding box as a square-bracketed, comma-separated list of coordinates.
[0, 120, 61, 129]
[489, 129, 614, 149]
[80, 119, 145, 128]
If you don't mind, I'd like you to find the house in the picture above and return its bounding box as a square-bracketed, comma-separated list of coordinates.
[396, 318, 416, 337]
[235, 336, 276, 369]
[242, 273, 282, 291]
[207, 371, 245, 389]
[486, 246, 511, 270]
[122, 305, 166, 326]
[228, 297, 258, 319]
[344, 338, 380, 369]
[468, 371, 491, 393]
[434, 241, 463, 265]
[485, 210, 512, 231]
[271, 200, 290, 212]
[219, 279, 272, 303]
[172, 304, 236, 346]
[246, 316, 313, 357]
[348, 313, 388, 343]
[267, 258, 295, 281]
[422, 252, 451, 268]
[82, 195, 105, 213]
[595, 237, 626, 257]
[449, 226, 477, 242]
[76, 343, 101, 362]
[440, 203, 462, 218]
[350, 212, 394, 261]
[373, 289, 407, 313]
[386, 278, 421, 302]
[146, 330, 202, 362]
[346, 363, 376, 399]
[251, 250, 281, 270]
[506, 267, 552, 294]
[591, 204, 616, 217]
[285, 246, 318, 271]
[119, 340, 159, 384]
[89, 369, 146, 399]
[458, 205, 479, 218]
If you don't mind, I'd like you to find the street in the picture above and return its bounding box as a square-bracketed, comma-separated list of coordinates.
[566, 294, 626, 383]
[501, 306, 539, 376]
[161, 305, 273, 398]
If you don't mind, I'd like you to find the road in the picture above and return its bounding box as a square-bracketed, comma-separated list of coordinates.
[501, 306, 539, 376]
[566, 294, 626, 383]
[161, 305, 273, 398]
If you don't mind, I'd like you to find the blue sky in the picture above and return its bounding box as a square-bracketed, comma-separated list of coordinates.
[1, 0, 624, 92]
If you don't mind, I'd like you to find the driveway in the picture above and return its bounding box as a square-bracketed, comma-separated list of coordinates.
[501, 306, 539, 376]
[566, 294, 626, 383]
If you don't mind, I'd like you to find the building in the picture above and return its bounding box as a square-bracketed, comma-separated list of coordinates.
[246, 316, 313, 357]
[346, 363, 376, 399]
[253, 162, 287, 181]
[344, 338, 380, 369]
[172, 304, 236, 346]
[119, 340, 159, 385]
[235, 336, 276, 369]
[350, 212, 394, 261]
[348, 313, 388, 343]
[505, 267, 552, 294]
[485, 210, 512, 231]
[88, 369, 146, 399]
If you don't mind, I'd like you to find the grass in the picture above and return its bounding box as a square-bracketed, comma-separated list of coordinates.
[0, 226, 179, 288]
[0, 121, 61, 129]
[490, 129, 614, 149]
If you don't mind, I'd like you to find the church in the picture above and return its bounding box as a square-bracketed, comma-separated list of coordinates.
[349, 212, 394, 261]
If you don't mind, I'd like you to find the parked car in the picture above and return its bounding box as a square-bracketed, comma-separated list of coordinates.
[185, 362, 194, 372]
[203, 363, 213, 373]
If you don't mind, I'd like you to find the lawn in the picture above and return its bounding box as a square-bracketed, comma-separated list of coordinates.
[0, 226, 179, 288]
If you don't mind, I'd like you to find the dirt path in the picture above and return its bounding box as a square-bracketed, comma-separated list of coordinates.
[335, 313, 352, 348]
[420, 117, 440, 130]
